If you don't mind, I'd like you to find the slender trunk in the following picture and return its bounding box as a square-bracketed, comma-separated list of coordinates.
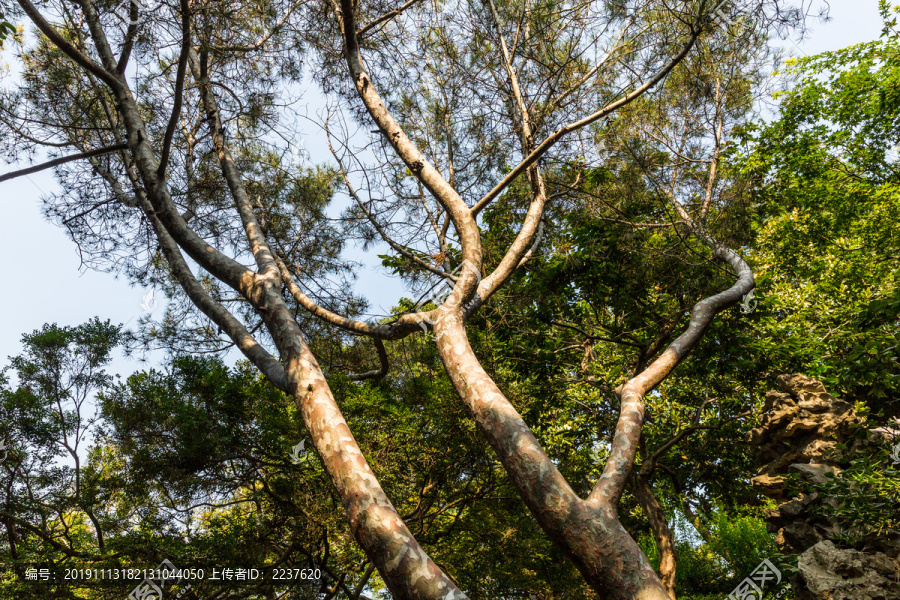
[433, 306, 670, 600]
[90, 38, 466, 600]
[630, 473, 677, 599]
[263, 292, 466, 600]
[680, 501, 713, 544]
[4, 516, 18, 560]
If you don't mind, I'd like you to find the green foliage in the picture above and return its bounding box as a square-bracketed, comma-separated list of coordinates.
[671, 543, 730, 597]
[705, 507, 792, 585]
[0, 320, 125, 599]
[639, 507, 793, 599]
[794, 426, 900, 547]
[717, 7, 900, 579]
[3, 2, 900, 596]
[0, 11, 14, 46]
[1, 323, 370, 599]
[741, 19, 900, 407]
[0, 317, 120, 465]
[812, 455, 900, 546]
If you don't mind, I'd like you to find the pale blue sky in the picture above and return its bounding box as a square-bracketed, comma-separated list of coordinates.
[0, 0, 886, 376]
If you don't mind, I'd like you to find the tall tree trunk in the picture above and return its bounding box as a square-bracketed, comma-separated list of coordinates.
[258, 282, 469, 600]
[630, 473, 678, 599]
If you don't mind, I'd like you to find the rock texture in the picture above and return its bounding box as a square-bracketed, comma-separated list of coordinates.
[749, 374, 900, 600]
[795, 541, 900, 600]
[748, 374, 864, 553]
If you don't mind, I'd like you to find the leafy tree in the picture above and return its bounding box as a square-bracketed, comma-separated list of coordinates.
[742, 1, 900, 409]
[1, 321, 609, 599]
[732, 4, 900, 557]
[466, 15, 777, 596]
[0, 0, 808, 597]
[0, 320, 125, 599]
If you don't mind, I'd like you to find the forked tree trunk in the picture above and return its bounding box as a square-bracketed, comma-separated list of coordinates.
[433, 307, 672, 600]
[327, 0, 721, 593]
[14, 1, 747, 598]
[432, 245, 754, 599]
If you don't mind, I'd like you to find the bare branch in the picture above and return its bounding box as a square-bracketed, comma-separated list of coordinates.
[326, 124, 457, 282]
[141, 197, 290, 391]
[276, 255, 429, 339]
[116, 0, 139, 73]
[470, 25, 701, 216]
[188, 47, 279, 277]
[157, 0, 191, 180]
[0, 144, 127, 183]
[357, 0, 426, 37]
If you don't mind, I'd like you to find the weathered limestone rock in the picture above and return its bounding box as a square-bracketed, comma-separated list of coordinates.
[795, 541, 900, 600]
[749, 374, 900, 600]
[789, 463, 840, 487]
[748, 374, 864, 550]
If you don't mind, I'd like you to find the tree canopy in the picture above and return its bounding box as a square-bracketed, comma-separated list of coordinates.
[0, 0, 898, 599]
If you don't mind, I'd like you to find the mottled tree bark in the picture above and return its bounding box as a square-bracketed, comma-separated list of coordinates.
[433, 307, 671, 600]
[630, 473, 678, 599]
[14, 2, 471, 597]
[431, 249, 752, 598]
[427, 238, 753, 600]
[280, 334, 467, 600]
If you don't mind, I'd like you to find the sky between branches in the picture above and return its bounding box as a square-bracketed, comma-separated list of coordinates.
[0, 0, 885, 378]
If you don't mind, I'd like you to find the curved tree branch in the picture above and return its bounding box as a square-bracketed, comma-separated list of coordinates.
[357, 0, 426, 37]
[347, 338, 389, 381]
[275, 255, 430, 339]
[588, 241, 754, 507]
[157, 0, 191, 180]
[337, 0, 482, 305]
[469, 24, 701, 217]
